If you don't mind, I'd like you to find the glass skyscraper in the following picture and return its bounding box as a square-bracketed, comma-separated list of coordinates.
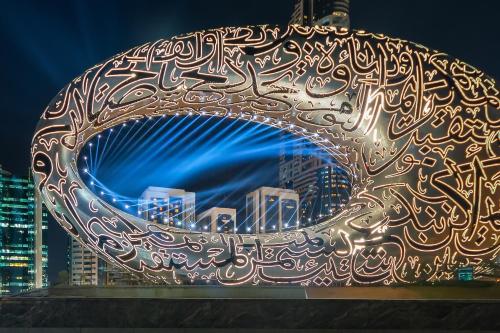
[290, 0, 350, 28]
[279, 140, 351, 227]
[0, 165, 48, 295]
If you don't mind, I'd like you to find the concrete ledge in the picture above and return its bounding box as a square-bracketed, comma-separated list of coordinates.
[0, 297, 499, 330]
[10, 285, 500, 300]
[1, 329, 499, 333]
[2, 286, 499, 330]
[0, 327, 498, 333]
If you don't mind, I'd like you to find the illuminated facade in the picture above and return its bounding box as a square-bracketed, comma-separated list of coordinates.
[139, 187, 195, 229]
[246, 187, 300, 233]
[197, 207, 236, 233]
[31, 26, 499, 286]
[0, 166, 47, 294]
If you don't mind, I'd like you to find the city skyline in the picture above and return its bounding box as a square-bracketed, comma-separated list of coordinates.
[76, 113, 351, 234]
[0, 2, 498, 332]
[1, 0, 498, 288]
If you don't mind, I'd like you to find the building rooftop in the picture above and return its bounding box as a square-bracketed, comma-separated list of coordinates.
[139, 186, 194, 199]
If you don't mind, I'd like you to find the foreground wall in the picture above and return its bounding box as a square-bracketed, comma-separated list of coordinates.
[1, 291, 500, 330]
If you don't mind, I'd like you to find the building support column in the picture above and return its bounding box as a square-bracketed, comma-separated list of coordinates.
[34, 189, 43, 289]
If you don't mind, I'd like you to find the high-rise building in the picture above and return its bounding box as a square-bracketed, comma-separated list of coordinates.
[138, 187, 195, 229]
[245, 187, 299, 234]
[0, 165, 48, 295]
[290, 0, 350, 28]
[69, 238, 98, 286]
[68, 237, 142, 286]
[197, 207, 236, 233]
[279, 142, 351, 227]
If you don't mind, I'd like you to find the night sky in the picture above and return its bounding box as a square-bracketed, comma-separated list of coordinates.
[0, 0, 498, 283]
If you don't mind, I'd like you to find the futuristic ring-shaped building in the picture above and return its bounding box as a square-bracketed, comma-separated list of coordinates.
[32, 25, 499, 285]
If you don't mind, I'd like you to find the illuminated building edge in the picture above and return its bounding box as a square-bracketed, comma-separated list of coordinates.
[31, 25, 499, 286]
